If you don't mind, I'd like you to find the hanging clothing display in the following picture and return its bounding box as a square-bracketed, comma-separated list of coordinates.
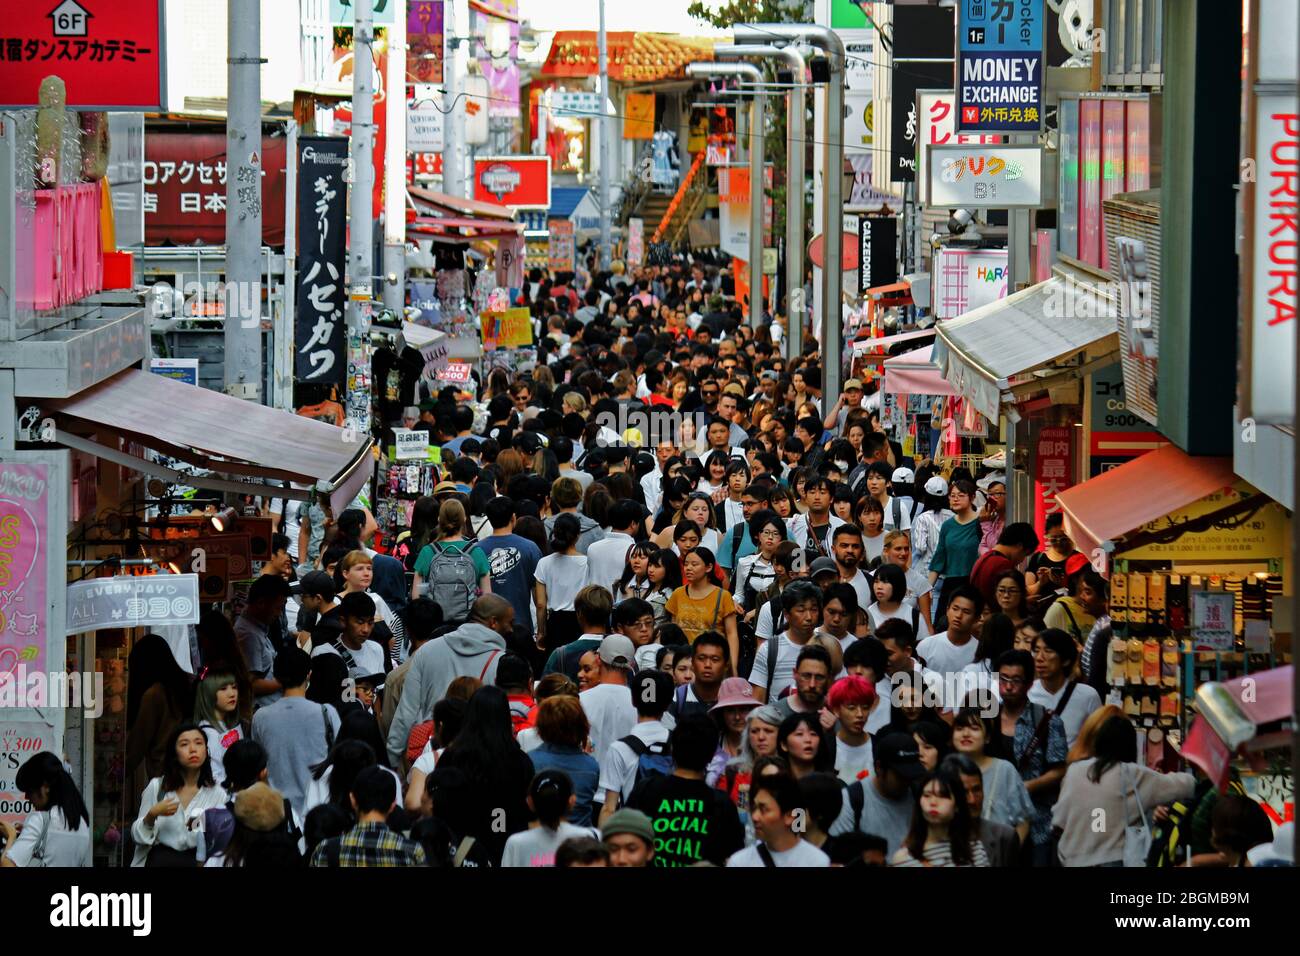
[651, 130, 680, 188]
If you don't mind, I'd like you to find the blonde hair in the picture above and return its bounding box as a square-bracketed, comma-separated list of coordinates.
[339, 549, 373, 574]
[882, 530, 910, 551]
[562, 391, 587, 416]
[437, 499, 467, 538]
[1068, 704, 1126, 763]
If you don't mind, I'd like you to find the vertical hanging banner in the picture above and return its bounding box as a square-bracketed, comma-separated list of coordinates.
[407, 1, 445, 85]
[1033, 426, 1074, 541]
[474, 12, 520, 119]
[958, 0, 1044, 133]
[548, 219, 576, 272]
[859, 216, 898, 292]
[624, 92, 655, 140]
[295, 137, 349, 386]
[332, 26, 388, 214]
[889, 5, 955, 184]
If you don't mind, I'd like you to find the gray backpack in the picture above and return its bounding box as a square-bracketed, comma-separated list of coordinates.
[425, 542, 480, 623]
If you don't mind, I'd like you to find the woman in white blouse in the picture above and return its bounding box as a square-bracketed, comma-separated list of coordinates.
[131, 722, 226, 866]
[0, 752, 92, 867]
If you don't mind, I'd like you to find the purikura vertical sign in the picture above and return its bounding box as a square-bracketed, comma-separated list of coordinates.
[1033, 426, 1074, 541]
[0, 462, 50, 679]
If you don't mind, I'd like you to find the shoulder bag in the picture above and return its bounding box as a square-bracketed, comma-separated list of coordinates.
[1122, 764, 1152, 868]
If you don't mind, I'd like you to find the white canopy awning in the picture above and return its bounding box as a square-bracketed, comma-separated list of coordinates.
[932, 274, 1119, 421]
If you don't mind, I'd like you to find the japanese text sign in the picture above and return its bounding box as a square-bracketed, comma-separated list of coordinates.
[393, 429, 430, 461]
[548, 219, 575, 272]
[927, 144, 1043, 208]
[0, 0, 165, 109]
[144, 131, 287, 246]
[295, 137, 349, 387]
[0, 462, 52, 676]
[958, 0, 1044, 133]
[407, 1, 444, 84]
[917, 90, 1003, 205]
[1191, 591, 1236, 652]
[1033, 426, 1073, 541]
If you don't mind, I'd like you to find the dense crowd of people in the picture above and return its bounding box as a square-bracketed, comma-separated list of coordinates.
[2, 255, 1290, 870]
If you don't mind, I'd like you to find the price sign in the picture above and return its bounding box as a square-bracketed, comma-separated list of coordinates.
[1191, 591, 1235, 651]
[393, 428, 430, 461]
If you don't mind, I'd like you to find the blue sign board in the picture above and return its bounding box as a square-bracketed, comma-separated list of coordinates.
[958, 0, 1044, 133]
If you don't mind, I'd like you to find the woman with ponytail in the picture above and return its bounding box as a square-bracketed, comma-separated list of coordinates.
[500, 770, 600, 867]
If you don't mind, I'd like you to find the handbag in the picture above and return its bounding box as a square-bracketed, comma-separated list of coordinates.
[1122, 764, 1152, 868]
[27, 812, 51, 868]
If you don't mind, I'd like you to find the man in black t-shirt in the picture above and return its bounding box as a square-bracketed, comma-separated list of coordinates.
[627, 714, 745, 867]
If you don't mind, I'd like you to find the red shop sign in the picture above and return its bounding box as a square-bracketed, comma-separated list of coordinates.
[0, 0, 166, 110]
[473, 155, 551, 210]
[144, 131, 287, 246]
[1033, 425, 1074, 542]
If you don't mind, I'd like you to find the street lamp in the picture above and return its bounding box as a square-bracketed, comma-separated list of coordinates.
[732, 24, 846, 410]
[716, 43, 808, 362]
[685, 61, 766, 332]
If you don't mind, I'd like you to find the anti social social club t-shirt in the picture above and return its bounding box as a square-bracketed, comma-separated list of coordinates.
[627, 774, 745, 868]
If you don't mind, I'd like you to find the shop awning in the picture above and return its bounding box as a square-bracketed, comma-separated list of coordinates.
[46, 369, 373, 514]
[932, 274, 1119, 421]
[1054, 445, 1236, 559]
[851, 328, 935, 358]
[884, 344, 958, 396]
[542, 31, 717, 82]
[408, 186, 515, 221]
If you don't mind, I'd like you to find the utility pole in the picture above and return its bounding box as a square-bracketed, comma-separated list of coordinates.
[444, 0, 464, 198]
[348, 0, 375, 339]
[224, 0, 263, 402]
[598, 0, 611, 270]
[383, 0, 407, 313]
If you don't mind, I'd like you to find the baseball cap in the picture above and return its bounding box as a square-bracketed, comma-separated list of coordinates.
[891, 466, 915, 485]
[874, 732, 927, 780]
[977, 471, 1007, 491]
[598, 634, 637, 670]
[844, 378, 864, 391]
[601, 808, 655, 846]
[809, 556, 840, 578]
[612, 316, 629, 330]
[924, 475, 949, 497]
[760, 369, 780, 382]
[644, 349, 665, 367]
[1064, 552, 1091, 577]
[291, 570, 337, 599]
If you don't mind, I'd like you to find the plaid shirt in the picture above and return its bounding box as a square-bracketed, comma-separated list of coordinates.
[1011, 702, 1068, 847]
[310, 820, 426, 868]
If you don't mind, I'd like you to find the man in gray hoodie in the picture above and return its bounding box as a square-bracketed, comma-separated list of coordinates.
[385, 594, 514, 764]
[543, 476, 606, 555]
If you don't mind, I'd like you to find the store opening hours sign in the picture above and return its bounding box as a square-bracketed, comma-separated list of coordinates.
[0, 0, 165, 109]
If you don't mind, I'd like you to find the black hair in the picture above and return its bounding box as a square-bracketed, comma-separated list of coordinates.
[270, 532, 291, 557]
[822, 581, 860, 620]
[947, 584, 985, 617]
[872, 563, 908, 604]
[161, 721, 216, 792]
[865, 460, 893, 481]
[127, 634, 194, 729]
[751, 772, 805, 819]
[304, 652, 349, 712]
[15, 752, 89, 830]
[874, 617, 916, 650]
[995, 648, 1035, 680]
[350, 765, 397, 815]
[612, 597, 654, 630]
[781, 579, 823, 612]
[529, 770, 575, 830]
[221, 739, 268, 793]
[1035, 627, 1080, 669]
[747, 507, 786, 546]
[312, 739, 377, 808]
[247, 573, 291, 604]
[998, 522, 1040, 552]
[911, 719, 952, 764]
[556, 835, 611, 867]
[550, 512, 582, 553]
[608, 498, 643, 532]
[795, 643, 833, 676]
[802, 474, 833, 495]
[494, 653, 533, 693]
[631, 669, 674, 718]
[304, 803, 351, 859]
[1211, 795, 1275, 856]
[401, 597, 444, 648]
[798, 772, 845, 834]
[692, 629, 731, 662]
[777, 712, 835, 773]
[272, 646, 312, 688]
[671, 713, 720, 772]
[646, 548, 683, 591]
[1089, 715, 1138, 784]
[485, 496, 515, 530]
[902, 767, 974, 865]
[843, 635, 888, 679]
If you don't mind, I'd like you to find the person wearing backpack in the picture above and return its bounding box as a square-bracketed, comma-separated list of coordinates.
[383, 594, 515, 765]
[598, 669, 674, 825]
[411, 499, 491, 624]
[625, 713, 745, 867]
[827, 732, 925, 857]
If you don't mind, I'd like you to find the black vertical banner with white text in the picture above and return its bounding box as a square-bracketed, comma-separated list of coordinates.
[295, 136, 349, 387]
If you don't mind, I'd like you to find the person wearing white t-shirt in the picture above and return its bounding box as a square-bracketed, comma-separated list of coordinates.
[828, 674, 878, 785]
[880, 529, 934, 626]
[829, 525, 873, 612]
[0, 753, 92, 867]
[598, 669, 673, 823]
[915, 586, 983, 682]
[727, 773, 830, 867]
[1027, 628, 1103, 748]
[501, 770, 600, 867]
[817, 582, 861, 677]
[584, 501, 641, 595]
[867, 564, 931, 643]
[579, 636, 639, 767]
[863, 462, 912, 532]
[749, 581, 823, 704]
[310, 591, 388, 681]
